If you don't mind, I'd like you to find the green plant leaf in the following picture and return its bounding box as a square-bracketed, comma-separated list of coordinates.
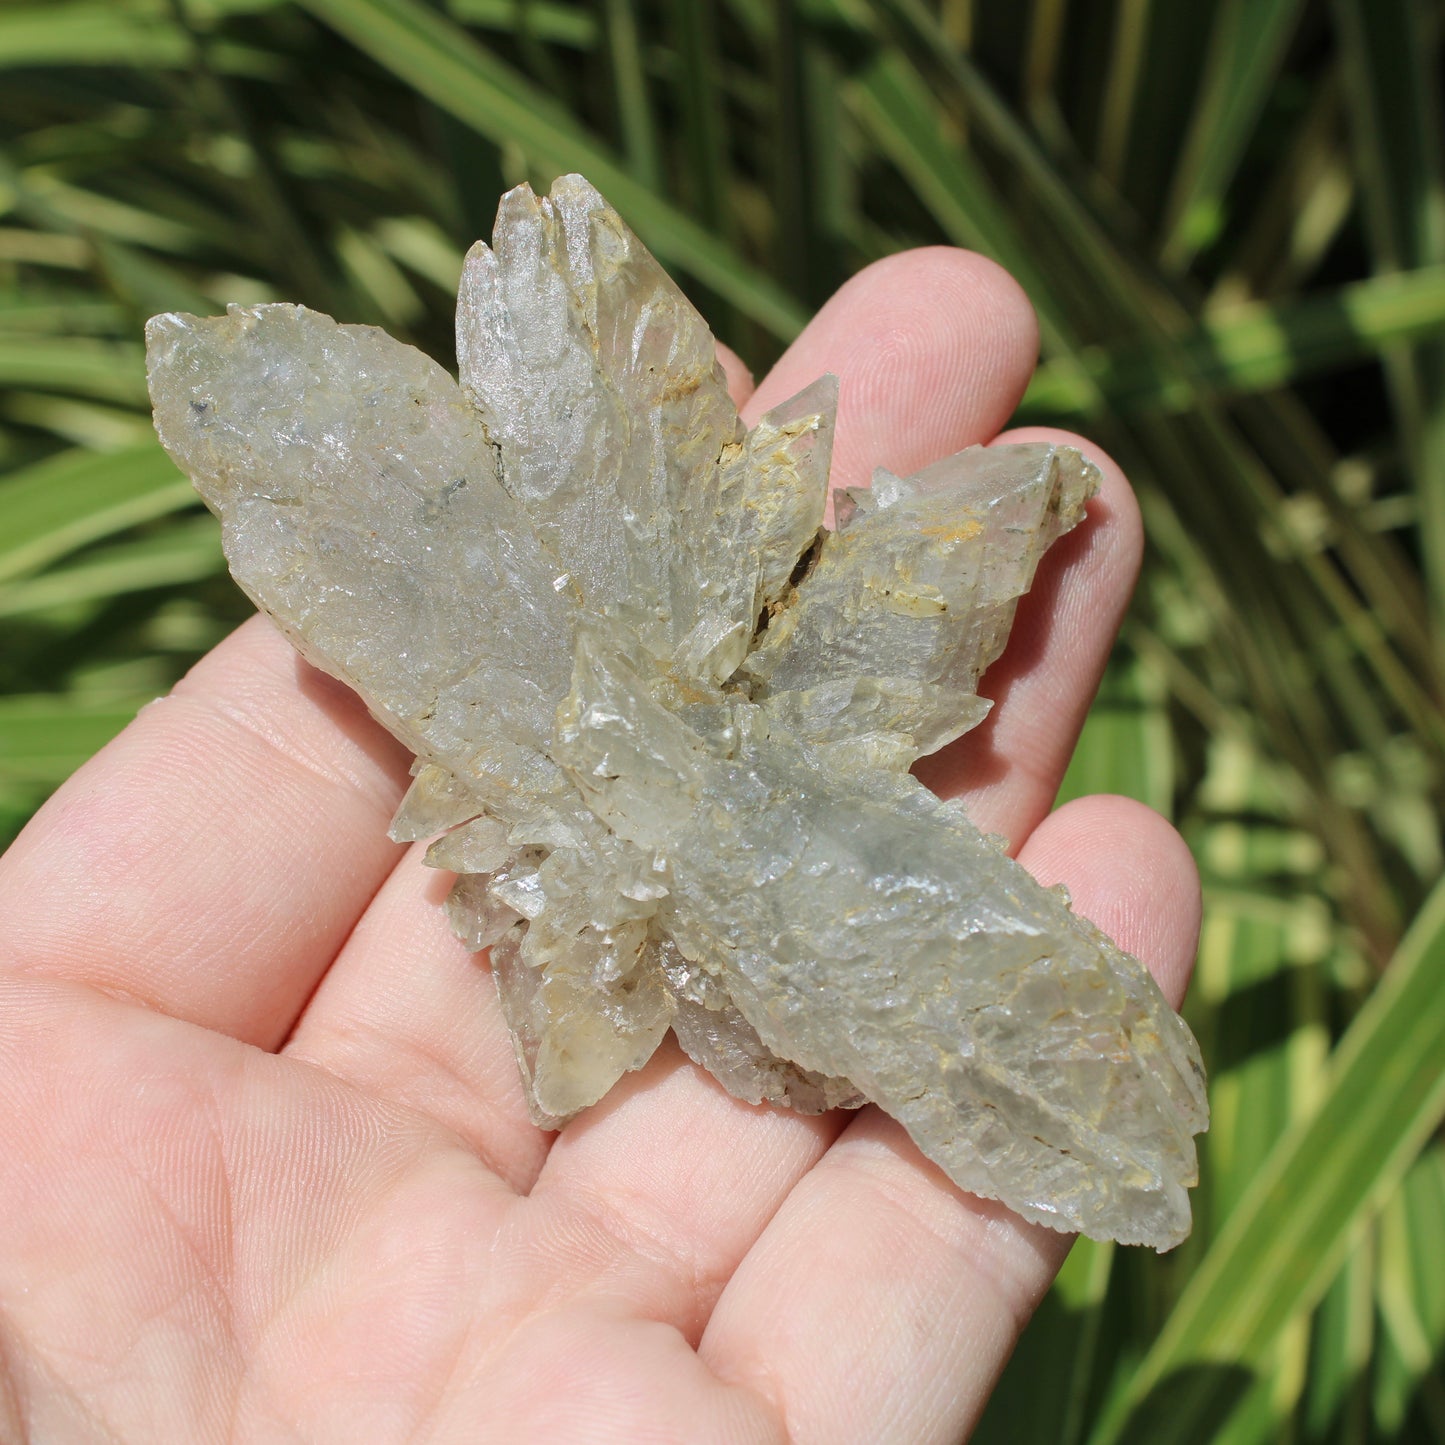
[1159, 0, 1311, 269]
[0, 444, 196, 585]
[0, 337, 149, 406]
[603, 0, 661, 190]
[1302, 1234, 1374, 1442]
[0, 516, 223, 617]
[1094, 871, 1445, 1444]
[1023, 264, 1445, 417]
[297, 0, 808, 339]
[0, 694, 151, 786]
[1333, 0, 1445, 646]
[0, 1, 278, 73]
[0, 3, 191, 70]
[446, 0, 599, 47]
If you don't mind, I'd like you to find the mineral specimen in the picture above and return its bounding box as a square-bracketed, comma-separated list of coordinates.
[145, 174, 1207, 1249]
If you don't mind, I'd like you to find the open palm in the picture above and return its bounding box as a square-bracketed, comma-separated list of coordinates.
[0, 250, 1199, 1444]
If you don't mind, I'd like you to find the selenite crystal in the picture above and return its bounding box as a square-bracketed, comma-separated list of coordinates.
[145, 174, 1207, 1249]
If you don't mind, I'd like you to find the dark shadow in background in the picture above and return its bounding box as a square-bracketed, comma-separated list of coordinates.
[973, 1272, 1255, 1445]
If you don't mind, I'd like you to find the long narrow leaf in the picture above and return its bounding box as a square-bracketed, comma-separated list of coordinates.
[603, 0, 661, 189]
[0, 696, 152, 787]
[297, 0, 808, 339]
[1332, 0, 1445, 646]
[0, 517, 223, 617]
[1094, 873, 1445, 1444]
[0, 444, 196, 584]
[1159, 0, 1310, 269]
[447, 1, 599, 47]
[1023, 264, 1445, 416]
[0, 338, 149, 406]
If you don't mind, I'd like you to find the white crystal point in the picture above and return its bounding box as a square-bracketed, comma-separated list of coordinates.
[146, 174, 1208, 1250]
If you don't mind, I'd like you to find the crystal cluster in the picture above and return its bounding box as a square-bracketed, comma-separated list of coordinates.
[146, 175, 1207, 1248]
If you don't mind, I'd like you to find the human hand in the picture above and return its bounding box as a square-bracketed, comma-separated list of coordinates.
[0, 249, 1199, 1443]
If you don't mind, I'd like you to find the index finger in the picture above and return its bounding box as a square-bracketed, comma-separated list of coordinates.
[0, 616, 411, 1045]
[0, 335, 763, 1056]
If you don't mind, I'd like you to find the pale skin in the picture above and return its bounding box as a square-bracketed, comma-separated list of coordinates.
[0, 249, 1200, 1443]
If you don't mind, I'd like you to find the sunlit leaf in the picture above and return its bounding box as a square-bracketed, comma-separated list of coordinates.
[0, 444, 195, 584]
[1096, 873, 1445, 1443]
[297, 0, 808, 338]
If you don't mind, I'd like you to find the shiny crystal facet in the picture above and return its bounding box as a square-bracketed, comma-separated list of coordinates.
[146, 174, 1207, 1249]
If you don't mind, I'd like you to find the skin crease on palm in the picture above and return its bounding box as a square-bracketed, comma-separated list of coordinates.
[0, 248, 1201, 1445]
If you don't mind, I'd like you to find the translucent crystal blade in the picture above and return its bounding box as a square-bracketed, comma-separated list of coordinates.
[561, 628, 1205, 1249]
[747, 442, 1099, 756]
[670, 373, 836, 681]
[490, 926, 673, 1127]
[391, 762, 482, 842]
[457, 175, 743, 664]
[146, 174, 1209, 1251]
[146, 302, 575, 822]
[664, 736, 1207, 1248]
[660, 939, 863, 1114]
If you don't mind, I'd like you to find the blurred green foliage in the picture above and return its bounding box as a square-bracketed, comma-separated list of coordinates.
[1, 0, 1442, 1439]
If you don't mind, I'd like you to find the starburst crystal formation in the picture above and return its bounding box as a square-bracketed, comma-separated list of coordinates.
[146, 174, 1207, 1249]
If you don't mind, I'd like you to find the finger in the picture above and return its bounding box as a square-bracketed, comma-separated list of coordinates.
[715, 340, 756, 410]
[742, 246, 1039, 479]
[527, 246, 1042, 1328]
[0, 617, 410, 1046]
[698, 796, 1201, 1445]
[914, 427, 1144, 848]
[284, 846, 554, 1192]
[1022, 795, 1201, 1010]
